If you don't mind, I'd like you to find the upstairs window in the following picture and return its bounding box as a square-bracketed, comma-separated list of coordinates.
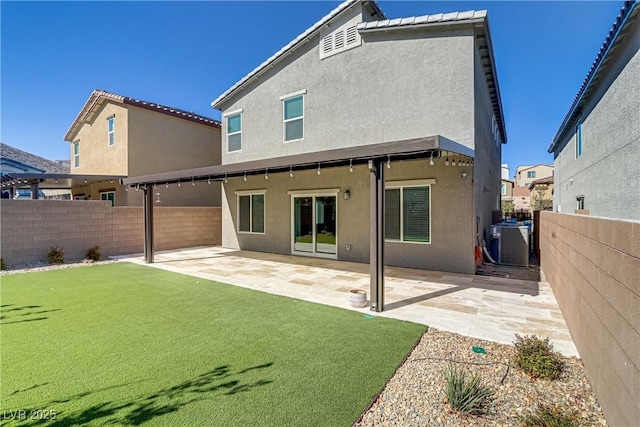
[501, 183, 507, 195]
[527, 171, 536, 178]
[226, 111, 242, 152]
[281, 91, 305, 142]
[107, 116, 115, 146]
[575, 121, 583, 158]
[73, 141, 80, 168]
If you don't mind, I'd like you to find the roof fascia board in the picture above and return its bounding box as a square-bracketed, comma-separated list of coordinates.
[549, 1, 638, 153]
[357, 17, 486, 33]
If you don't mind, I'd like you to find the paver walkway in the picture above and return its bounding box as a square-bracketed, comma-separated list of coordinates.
[116, 246, 578, 356]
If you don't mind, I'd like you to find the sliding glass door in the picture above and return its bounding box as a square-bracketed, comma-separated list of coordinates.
[292, 194, 337, 258]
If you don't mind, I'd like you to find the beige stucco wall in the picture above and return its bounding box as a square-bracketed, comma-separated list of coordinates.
[221, 159, 475, 274]
[540, 211, 640, 427]
[69, 102, 129, 175]
[0, 200, 221, 266]
[514, 164, 553, 187]
[68, 100, 222, 207]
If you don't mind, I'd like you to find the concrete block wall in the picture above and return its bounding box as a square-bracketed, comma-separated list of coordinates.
[540, 211, 640, 427]
[1, 200, 221, 266]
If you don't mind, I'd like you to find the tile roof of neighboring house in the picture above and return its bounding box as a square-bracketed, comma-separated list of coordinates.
[513, 186, 531, 197]
[549, 0, 639, 153]
[529, 176, 554, 190]
[65, 89, 221, 142]
[209, 1, 506, 144]
[0, 142, 69, 174]
[211, 0, 385, 109]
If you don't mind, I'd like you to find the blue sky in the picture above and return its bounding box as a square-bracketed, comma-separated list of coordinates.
[1, 1, 623, 177]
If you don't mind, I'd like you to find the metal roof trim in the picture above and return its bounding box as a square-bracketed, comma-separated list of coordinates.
[549, 0, 639, 153]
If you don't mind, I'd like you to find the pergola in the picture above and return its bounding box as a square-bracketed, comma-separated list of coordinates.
[123, 135, 475, 312]
[0, 173, 127, 198]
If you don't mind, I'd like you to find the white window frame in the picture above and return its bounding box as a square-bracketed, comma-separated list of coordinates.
[280, 90, 306, 143]
[100, 190, 115, 206]
[501, 183, 507, 196]
[73, 141, 80, 168]
[236, 190, 266, 234]
[224, 109, 243, 153]
[575, 120, 583, 159]
[385, 180, 434, 245]
[107, 116, 115, 146]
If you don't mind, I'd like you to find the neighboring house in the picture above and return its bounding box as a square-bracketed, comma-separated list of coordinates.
[529, 176, 554, 211]
[501, 178, 514, 201]
[0, 142, 70, 199]
[548, 1, 639, 219]
[208, 0, 506, 274]
[514, 164, 553, 188]
[512, 186, 531, 214]
[501, 163, 510, 180]
[64, 90, 222, 206]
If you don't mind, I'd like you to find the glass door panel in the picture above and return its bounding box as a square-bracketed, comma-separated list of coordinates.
[315, 196, 336, 255]
[293, 197, 313, 253]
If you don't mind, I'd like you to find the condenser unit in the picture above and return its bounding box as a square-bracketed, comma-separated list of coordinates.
[498, 225, 529, 266]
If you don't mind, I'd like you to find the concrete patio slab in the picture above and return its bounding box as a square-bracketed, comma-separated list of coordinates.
[114, 246, 579, 356]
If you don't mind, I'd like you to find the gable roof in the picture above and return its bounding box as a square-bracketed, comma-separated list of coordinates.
[357, 9, 506, 144]
[529, 175, 554, 190]
[549, 0, 639, 153]
[0, 142, 69, 174]
[65, 89, 221, 142]
[211, 0, 385, 109]
[210, 1, 507, 144]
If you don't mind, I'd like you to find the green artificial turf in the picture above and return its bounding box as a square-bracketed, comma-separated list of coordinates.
[1, 263, 425, 426]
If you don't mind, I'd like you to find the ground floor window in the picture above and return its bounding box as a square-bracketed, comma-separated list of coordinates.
[576, 196, 585, 210]
[385, 185, 431, 243]
[100, 191, 115, 206]
[238, 193, 265, 233]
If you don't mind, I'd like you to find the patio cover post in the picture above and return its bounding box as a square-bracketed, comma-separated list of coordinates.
[369, 159, 385, 312]
[30, 182, 40, 199]
[143, 186, 154, 263]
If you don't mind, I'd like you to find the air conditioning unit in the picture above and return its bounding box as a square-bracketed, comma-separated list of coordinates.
[498, 225, 529, 266]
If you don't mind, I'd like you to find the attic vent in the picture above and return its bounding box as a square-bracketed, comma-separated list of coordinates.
[322, 34, 333, 54]
[334, 30, 345, 50]
[346, 25, 357, 45]
[319, 19, 362, 60]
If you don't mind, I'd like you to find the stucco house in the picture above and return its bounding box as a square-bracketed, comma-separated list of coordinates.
[208, 0, 506, 275]
[64, 90, 222, 206]
[514, 164, 553, 188]
[548, 0, 639, 219]
[529, 176, 554, 211]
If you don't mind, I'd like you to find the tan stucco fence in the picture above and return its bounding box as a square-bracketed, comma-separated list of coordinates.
[0, 200, 221, 266]
[540, 211, 639, 427]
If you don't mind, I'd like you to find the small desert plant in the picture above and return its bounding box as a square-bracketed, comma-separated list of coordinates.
[0, 258, 6, 270]
[47, 246, 64, 265]
[85, 245, 101, 261]
[519, 404, 577, 427]
[442, 365, 494, 415]
[514, 334, 564, 380]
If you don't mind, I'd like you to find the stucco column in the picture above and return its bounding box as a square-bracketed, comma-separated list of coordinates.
[369, 159, 385, 312]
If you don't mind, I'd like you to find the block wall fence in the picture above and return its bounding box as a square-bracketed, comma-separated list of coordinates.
[540, 211, 639, 427]
[1, 200, 221, 265]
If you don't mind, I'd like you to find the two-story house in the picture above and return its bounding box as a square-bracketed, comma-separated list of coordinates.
[514, 164, 553, 188]
[64, 90, 222, 206]
[548, 1, 639, 219]
[207, 0, 506, 274]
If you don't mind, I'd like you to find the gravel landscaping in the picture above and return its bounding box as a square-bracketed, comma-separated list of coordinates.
[354, 328, 607, 427]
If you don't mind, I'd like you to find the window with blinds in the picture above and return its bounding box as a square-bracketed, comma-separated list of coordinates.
[385, 185, 431, 243]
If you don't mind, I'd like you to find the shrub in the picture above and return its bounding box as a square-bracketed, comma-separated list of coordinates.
[47, 247, 64, 265]
[85, 245, 101, 261]
[520, 404, 577, 427]
[0, 258, 6, 270]
[514, 334, 564, 380]
[442, 365, 494, 415]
